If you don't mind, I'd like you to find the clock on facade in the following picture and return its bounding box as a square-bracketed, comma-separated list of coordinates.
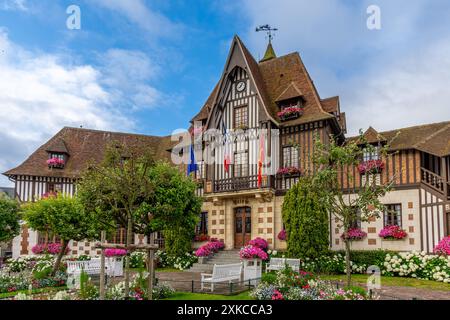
[236, 81, 246, 92]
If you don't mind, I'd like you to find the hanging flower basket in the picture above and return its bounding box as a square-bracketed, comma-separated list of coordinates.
[358, 160, 384, 175]
[47, 157, 65, 169]
[277, 107, 304, 121]
[277, 167, 302, 177]
[277, 229, 287, 241]
[341, 228, 367, 241]
[379, 225, 407, 240]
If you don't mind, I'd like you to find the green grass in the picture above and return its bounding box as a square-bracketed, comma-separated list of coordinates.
[163, 291, 253, 300]
[319, 274, 450, 292]
[0, 286, 67, 300]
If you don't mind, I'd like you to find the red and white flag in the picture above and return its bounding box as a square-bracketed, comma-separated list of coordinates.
[258, 130, 265, 187]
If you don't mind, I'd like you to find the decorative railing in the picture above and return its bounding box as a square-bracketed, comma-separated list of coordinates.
[421, 167, 445, 193]
[212, 175, 275, 193]
[276, 173, 301, 190]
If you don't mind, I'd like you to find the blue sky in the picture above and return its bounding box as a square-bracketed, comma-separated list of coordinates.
[1, 0, 450, 186]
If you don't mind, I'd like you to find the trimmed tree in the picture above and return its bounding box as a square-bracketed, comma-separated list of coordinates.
[22, 195, 101, 274]
[0, 194, 20, 244]
[282, 176, 329, 259]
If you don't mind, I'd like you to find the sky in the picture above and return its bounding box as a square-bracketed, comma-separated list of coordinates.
[1, 0, 450, 186]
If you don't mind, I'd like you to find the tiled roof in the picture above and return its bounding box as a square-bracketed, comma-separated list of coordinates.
[3, 127, 176, 178]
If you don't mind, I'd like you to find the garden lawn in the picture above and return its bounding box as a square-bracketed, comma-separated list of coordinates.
[163, 291, 253, 300]
[319, 274, 450, 292]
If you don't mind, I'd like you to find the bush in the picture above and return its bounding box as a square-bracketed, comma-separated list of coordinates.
[282, 177, 329, 259]
[156, 250, 197, 270]
[129, 251, 146, 269]
[261, 273, 277, 285]
[434, 236, 450, 256]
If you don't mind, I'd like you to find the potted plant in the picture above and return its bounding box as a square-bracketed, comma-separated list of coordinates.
[276, 167, 302, 177]
[277, 107, 304, 121]
[358, 159, 384, 175]
[47, 157, 65, 169]
[341, 228, 367, 241]
[104, 249, 127, 276]
[379, 225, 407, 240]
[240, 245, 268, 285]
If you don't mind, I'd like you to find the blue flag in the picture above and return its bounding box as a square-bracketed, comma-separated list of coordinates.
[187, 144, 198, 176]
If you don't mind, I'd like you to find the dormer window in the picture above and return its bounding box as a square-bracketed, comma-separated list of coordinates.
[277, 98, 304, 121]
[363, 146, 380, 161]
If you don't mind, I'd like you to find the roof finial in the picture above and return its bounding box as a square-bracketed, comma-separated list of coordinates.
[256, 24, 278, 62]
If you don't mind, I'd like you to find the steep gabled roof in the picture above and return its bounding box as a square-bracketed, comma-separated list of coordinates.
[4, 127, 176, 178]
[321, 96, 340, 114]
[191, 83, 219, 123]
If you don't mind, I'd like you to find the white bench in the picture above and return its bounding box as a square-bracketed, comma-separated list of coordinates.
[201, 263, 243, 292]
[67, 258, 101, 289]
[266, 258, 300, 272]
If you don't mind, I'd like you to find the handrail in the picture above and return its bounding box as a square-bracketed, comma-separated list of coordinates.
[420, 167, 444, 193]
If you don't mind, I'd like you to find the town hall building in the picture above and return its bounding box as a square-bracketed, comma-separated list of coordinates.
[4, 35, 450, 257]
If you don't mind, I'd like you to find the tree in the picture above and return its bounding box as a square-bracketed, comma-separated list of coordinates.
[0, 194, 20, 243]
[282, 176, 329, 259]
[22, 195, 100, 274]
[146, 162, 202, 256]
[312, 132, 395, 286]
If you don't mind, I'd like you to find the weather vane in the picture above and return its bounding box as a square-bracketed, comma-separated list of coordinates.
[255, 24, 278, 43]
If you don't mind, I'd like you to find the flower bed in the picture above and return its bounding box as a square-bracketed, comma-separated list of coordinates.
[251, 267, 368, 300]
[434, 236, 450, 256]
[194, 239, 225, 258]
[341, 228, 367, 241]
[156, 250, 197, 270]
[358, 159, 384, 174]
[276, 166, 302, 176]
[277, 107, 304, 121]
[379, 225, 407, 240]
[239, 245, 268, 260]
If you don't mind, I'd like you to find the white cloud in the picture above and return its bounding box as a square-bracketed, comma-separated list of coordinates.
[0, 30, 165, 186]
[0, 0, 27, 11]
[93, 0, 183, 40]
[241, 0, 450, 135]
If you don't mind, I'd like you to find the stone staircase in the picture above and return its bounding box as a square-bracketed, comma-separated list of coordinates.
[186, 250, 241, 273]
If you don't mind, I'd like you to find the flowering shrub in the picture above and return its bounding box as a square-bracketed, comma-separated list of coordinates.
[194, 234, 210, 242]
[358, 159, 384, 174]
[46, 157, 65, 167]
[341, 228, 367, 241]
[248, 237, 269, 251]
[194, 239, 225, 257]
[434, 236, 450, 256]
[277, 229, 286, 241]
[130, 251, 146, 269]
[104, 249, 127, 257]
[239, 245, 268, 260]
[156, 250, 197, 270]
[379, 225, 407, 240]
[31, 243, 69, 255]
[106, 273, 175, 300]
[277, 107, 304, 119]
[276, 167, 302, 176]
[271, 290, 284, 300]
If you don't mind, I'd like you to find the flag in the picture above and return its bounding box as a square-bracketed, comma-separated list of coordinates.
[257, 130, 265, 188]
[222, 117, 231, 173]
[187, 144, 198, 176]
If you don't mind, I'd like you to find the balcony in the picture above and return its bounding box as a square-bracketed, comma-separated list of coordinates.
[204, 175, 276, 193]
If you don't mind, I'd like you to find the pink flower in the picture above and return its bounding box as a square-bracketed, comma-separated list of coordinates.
[271, 290, 284, 300]
[358, 160, 384, 174]
[46, 157, 65, 166]
[104, 249, 127, 257]
[277, 107, 304, 118]
[276, 167, 302, 176]
[277, 229, 287, 241]
[341, 228, 367, 241]
[31, 243, 69, 255]
[248, 237, 268, 251]
[195, 239, 225, 257]
[239, 245, 268, 260]
[434, 236, 450, 256]
[379, 225, 407, 239]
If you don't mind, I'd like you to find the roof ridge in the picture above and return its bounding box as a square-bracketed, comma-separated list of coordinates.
[413, 122, 450, 149]
[378, 120, 450, 135]
[62, 126, 171, 139]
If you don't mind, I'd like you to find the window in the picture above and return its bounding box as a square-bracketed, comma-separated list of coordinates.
[384, 204, 402, 227]
[47, 183, 62, 194]
[38, 231, 61, 245]
[281, 100, 301, 110]
[363, 146, 380, 161]
[350, 207, 362, 229]
[196, 212, 208, 235]
[234, 151, 248, 177]
[234, 106, 248, 129]
[282, 146, 299, 168]
[50, 153, 65, 160]
[107, 228, 135, 245]
[196, 161, 206, 179]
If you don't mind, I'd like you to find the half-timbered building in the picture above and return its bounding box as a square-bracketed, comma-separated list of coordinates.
[4, 35, 450, 257]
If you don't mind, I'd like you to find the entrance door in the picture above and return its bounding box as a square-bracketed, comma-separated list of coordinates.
[234, 207, 251, 248]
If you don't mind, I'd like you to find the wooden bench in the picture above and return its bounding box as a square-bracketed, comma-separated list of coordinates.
[201, 263, 243, 292]
[266, 258, 300, 272]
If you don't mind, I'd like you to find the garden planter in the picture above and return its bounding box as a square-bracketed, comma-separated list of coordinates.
[106, 257, 124, 277]
[243, 259, 262, 285]
[280, 112, 301, 121]
[198, 256, 208, 264]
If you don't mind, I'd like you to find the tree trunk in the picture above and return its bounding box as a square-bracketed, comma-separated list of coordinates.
[99, 231, 106, 300]
[124, 217, 132, 300]
[52, 239, 68, 275]
[344, 239, 352, 287]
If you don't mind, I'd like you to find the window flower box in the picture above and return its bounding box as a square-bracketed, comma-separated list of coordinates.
[379, 225, 407, 240]
[358, 159, 384, 175]
[276, 167, 302, 177]
[277, 107, 304, 121]
[341, 228, 367, 241]
[47, 157, 65, 169]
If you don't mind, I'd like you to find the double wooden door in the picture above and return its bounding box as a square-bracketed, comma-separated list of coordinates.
[234, 207, 251, 248]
